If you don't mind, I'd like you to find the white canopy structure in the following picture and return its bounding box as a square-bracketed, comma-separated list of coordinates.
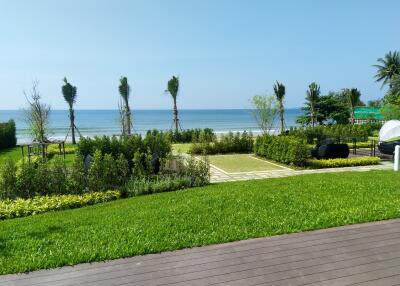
[379, 120, 400, 142]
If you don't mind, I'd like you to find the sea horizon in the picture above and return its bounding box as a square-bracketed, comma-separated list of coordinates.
[0, 108, 304, 143]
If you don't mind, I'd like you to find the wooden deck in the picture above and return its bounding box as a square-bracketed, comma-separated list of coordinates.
[2, 219, 400, 286]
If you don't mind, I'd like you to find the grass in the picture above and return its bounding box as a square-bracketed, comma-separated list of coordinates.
[172, 143, 192, 154]
[0, 147, 21, 164]
[207, 154, 286, 172]
[1, 170, 400, 274]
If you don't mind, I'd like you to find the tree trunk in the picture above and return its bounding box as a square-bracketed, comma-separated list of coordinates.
[173, 99, 178, 132]
[124, 98, 131, 135]
[310, 106, 315, 128]
[69, 107, 76, 144]
[279, 102, 285, 134]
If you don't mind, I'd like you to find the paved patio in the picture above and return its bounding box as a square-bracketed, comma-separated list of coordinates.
[2, 219, 400, 285]
[210, 161, 392, 183]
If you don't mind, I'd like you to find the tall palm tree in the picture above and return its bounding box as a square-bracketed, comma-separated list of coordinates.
[62, 78, 78, 144]
[374, 51, 400, 88]
[118, 77, 131, 135]
[273, 81, 285, 134]
[343, 88, 361, 124]
[306, 82, 320, 127]
[166, 76, 180, 132]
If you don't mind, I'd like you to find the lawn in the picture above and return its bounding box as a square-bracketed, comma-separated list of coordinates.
[172, 143, 192, 154]
[207, 154, 287, 172]
[1, 170, 400, 274]
[0, 147, 21, 164]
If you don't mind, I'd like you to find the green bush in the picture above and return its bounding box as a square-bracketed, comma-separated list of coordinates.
[254, 135, 310, 166]
[124, 155, 210, 197]
[167, 128, 216, 143]
[306, 157, 380, 168]
[189, 131, 253, 155]
[0, 191, 120, 220]
[77, 131, 171, 174]
[0, 120, 17, 150]
[287, 124, 380, 144]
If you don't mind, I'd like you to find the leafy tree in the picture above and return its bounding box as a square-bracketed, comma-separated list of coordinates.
[342, 88, 362, 124]
[24, 81, 51, 143]
[62, 78, 78, 144]
[374, 50, 400, 88]
[381, 103, 400, 120]
[273, 81, 285, 134]
[118, 77, 132, 135]
[165, 76, 180, 132]
[305, 82, 320, 127]
[250, 94, 278, 134]
[367, 99, 383, 108]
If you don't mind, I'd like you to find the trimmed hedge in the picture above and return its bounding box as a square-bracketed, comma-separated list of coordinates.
[189, 131, 253, 155]
[0, 120, 17, 149]
[0, 190, 120, 220]
[168, 128, 215, 143]
[306, 157, 380, 169]
[254, 135, 310, 166]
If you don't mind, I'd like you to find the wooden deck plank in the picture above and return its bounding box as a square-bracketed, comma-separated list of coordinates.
[1, 219, 400, 286]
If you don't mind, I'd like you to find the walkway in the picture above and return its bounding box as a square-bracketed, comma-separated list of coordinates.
[210, 161, 392, 183]
[2, 219, 400, 285]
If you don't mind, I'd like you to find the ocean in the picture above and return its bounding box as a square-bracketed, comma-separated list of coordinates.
[0, 109, 303, 143]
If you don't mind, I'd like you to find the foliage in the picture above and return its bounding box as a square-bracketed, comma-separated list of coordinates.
[168, 128, 215, 143]
[374, 50, 400, 88]
[62, 77, 78, 144]
[118, 76, 132, 135]
[24, 81, 51, 142]
[306, 82, 321, 127]
[368, 99, 383, 108]
[2, 170, 400, 274]
[306, 157, 380, 169]
[0, 191, 120, 220]
[250, 94, 278, 133]
[77, 132, 171, 173]
[189, 131, 253, 155]
[254, 134, 310, 166]
[0, 120, 17, 149]
[287, 124, 379, 144]
[380, 103, 400, 120]
[297, 91, 350, 125]
[273, 81, 285, 134]
[342, 88, 362, 124]
[124, 156, 210, 197]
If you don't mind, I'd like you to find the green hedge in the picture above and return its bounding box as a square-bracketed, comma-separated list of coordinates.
[167, 128, 215, 143]
[189, 131, 253, 155]
[306, 157, 380, 169]
[0, 120, 17, 150]
[0, 190, 120, 220]
[254, 135, 310, 166]
[287, 124, 380, 144]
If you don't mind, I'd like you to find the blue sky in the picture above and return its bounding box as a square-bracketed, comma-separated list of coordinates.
[0, 0, 399, 110]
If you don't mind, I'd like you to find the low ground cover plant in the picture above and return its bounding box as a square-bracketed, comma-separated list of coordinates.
[189, 131, 253, 155]
[254, 134, 310, 166]
[0, 120, 17, 150]
[1, 170, 400, 274]
[0, 190, 120, 220]
[307, 157, 380, 168]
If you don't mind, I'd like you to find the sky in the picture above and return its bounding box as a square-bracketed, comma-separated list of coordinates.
[0, 0, 399, 110]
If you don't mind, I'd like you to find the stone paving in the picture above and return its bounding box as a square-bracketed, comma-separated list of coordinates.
[210, 161, 393, 183]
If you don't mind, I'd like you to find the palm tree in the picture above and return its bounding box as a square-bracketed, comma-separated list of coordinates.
[118, 77, 131, 135]
[343, 88, 361, 124]
[374, 51, 400, 88]
[273, 81, 285, 134]
[306, 82, 320, 127]
[62, 78, 78, 144]
[166, 76, 180, 132]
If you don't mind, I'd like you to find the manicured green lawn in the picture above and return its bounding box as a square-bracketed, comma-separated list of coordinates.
[1, 170, 400, 274]
[172, 143, 192, 154]
[0, 147, 21, 164]
[207, 154, 287, 172]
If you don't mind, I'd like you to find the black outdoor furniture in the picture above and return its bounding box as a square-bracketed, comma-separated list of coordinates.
[311, 140, 350, 159]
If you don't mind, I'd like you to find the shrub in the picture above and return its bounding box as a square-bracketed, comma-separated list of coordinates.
[189, 132, 253, 155]
[287, 124, 380, 144]
[306, 157, 380, 168]
[168, 128, 216, 143]
[0, 191, 120, 220]
[0, 120, 17, 149]
[0, 160, 17, 199]
[124, 155, 210, 197]
[254, 135, 310, 166]
[68, 154, 87, 194]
